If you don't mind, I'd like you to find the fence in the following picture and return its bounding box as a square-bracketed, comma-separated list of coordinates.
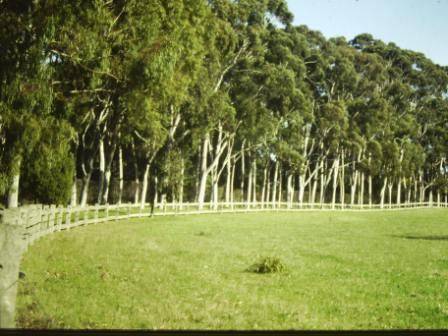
[0, 200, 447, 327]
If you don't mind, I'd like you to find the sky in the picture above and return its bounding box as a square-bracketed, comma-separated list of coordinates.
[286, 0, 448, 66]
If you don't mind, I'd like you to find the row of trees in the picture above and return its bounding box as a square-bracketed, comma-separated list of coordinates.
[1, 0, 447, 210]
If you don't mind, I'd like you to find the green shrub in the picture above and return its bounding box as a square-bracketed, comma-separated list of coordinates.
[247, 256, 287, 274]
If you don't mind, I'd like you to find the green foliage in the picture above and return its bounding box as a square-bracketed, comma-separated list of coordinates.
[1, 0, 447, 206]
[20, 119, 75, 205]
[247, 256, 287, 274]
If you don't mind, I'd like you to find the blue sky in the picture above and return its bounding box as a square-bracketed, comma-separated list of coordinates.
[286, 0, 448, 66]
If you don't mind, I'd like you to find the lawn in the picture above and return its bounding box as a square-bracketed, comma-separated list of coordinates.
[16, 209, 448, 329]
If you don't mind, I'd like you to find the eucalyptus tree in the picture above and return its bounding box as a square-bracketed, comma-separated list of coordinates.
[0, 0, 75, 207]
[193, 0, 293, 209]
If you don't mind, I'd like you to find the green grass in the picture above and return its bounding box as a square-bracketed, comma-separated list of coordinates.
[16, 209, 448, 329]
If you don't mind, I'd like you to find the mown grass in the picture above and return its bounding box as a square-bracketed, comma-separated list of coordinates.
[16, 209, 448, 329]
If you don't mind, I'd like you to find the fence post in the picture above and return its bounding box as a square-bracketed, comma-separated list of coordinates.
[57, 206, 63, 232]
[0, 209, 26, 328]
[94, 204, 99, 223]
[49, 205, 56, 234]
[66, 206, 72, 230]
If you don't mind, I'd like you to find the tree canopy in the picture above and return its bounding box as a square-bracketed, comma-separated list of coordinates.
[1, 0, 447, 209]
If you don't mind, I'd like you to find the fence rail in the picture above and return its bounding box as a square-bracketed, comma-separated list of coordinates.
[1, 200, 447, 327]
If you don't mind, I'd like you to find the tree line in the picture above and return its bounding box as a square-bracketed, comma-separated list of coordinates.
[1, 0, 447, 210]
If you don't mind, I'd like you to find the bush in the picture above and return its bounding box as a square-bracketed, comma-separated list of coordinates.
[247, 256, 287, 274]
[20, 119, 75, 205]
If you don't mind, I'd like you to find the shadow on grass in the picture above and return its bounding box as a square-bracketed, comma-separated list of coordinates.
[394, 235, 448, 241]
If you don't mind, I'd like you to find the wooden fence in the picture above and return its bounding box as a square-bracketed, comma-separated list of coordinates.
[0, 200, 447, 327]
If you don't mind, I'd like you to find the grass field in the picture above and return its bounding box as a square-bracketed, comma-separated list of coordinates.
[16, 209, 448, 329]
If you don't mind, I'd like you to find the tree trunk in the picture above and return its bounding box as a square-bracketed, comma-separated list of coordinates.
[350, 168, 358, 207]
[154, 176, 158, 208]
[272, 161, 279, 208]
[194, 145, 201, 201]
[319, 159, 325, 206]
[117, 146, 123, 205]
[140, 163, 150, 209]
[311, 168, 318, 205]
[261, 166, 268, 208]
[388, 182, 393, 208]
[80, 172, 91, 207]
[7, 158, 21, 208]
[197, 135, 209, 210]
[102, 169, 112, 205]
[97, 138, 105, 205]
[286, 174, 293, 209]
[240, 142, 245, 201]
[340, 151, 345, 208]
[298, 174, 305, 208]
[132, 142, 140, 205]
[179, 157, 184, 209]
[380, 177, 388, 209]
[230, 157, 236, 208]
[359, 172, 365, 208]
[396, 178, 402, 207]
[70, 178, 77, 207]
[266, 168, 271, 209]
[225, 153, 231, 205]
[331, 157, 340, 209]
[252, 160, 257, 205]
[368, 174, 373, 208]
[278, 167, 283, 207]
[246, 159, 252, 208]
[406, 180, 412, 205]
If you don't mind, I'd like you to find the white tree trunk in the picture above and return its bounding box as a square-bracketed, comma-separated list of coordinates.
[340, 151, 345, 208]
[80, 173, 91, 207]
[154, 176, 158, 208]
[380, 177, 388, 209]
[97, 138, 105, 204]
[134, 179, 140, 205]
[298, 175, 305, 208]
[140, 163, 150, 209]
[252, 160, 257, 205]
[310, 171, 318, 205]
[388, 182, 393, 208]
[261, 166, 267, 208]
[278, 168, 283, 207]
[197, 135, 209, 210]
[271, 161, 279, 208]
[225, 154, 231, 205]
[266, 168, 271, 209]
[350, 169, 358, 207]
[331, 157, 340, 209]
[359, 172, 365, 208]
[70, 178, 77, 207]
[7, 158, 21, 208]
[286, 174, 293, 209]
[396, 178, 402, 207]
[319, 159, 325, 206]
[179, 158, 184, 209]
[118, 147, 123, 205]
[246, 160, 252, 208]
[102, 169, 111, 204]
[368, 174, 373, 208]
[230, 157, 236, 208]
[240, 143, 245, 201]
